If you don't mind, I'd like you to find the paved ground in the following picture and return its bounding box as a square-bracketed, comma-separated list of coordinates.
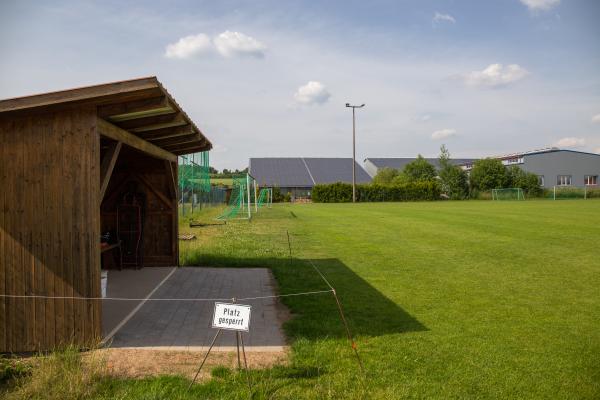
[102, 267, 175, 338]
[102, 267, 288, 350]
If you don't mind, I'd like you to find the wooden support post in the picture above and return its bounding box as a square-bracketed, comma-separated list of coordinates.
[164, 160, 177, 199]
[99, 141, 122, 201]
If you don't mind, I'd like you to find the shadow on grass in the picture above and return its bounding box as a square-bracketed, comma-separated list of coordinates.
[188, 254, 427, 340]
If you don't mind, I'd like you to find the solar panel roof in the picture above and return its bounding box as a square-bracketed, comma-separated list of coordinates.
[249, 157, 372, 187]
[303, 158, 372, 184]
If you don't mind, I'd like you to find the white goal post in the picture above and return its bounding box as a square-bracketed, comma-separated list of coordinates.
[491, 188, 525, 200]
[552, 186, 588, 200]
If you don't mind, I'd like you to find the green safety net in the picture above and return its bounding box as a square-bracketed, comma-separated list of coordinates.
[178, 151, 213, 215]
[216, 175, 248, 220]
[179, 151, 210, 193]
[257, 188, 270, 208]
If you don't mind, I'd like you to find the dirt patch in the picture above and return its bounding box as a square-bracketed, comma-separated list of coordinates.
[91, 348, 289, 381]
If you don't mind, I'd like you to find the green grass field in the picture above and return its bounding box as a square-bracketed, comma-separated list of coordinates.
[210, 177, 234, 186]
[5, 200, 600, 399]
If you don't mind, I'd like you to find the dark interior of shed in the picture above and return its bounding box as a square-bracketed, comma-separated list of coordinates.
[99, 137, 178, 269]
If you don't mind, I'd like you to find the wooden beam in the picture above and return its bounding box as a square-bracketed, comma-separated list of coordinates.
[99, 141, 122, 201]
[130, 114, 188, 133]
[170, 145, 211, 155]
[151, 133, 202, 147]
[114, 111, 179, 130]
[135, 173, 172, 208]
[164, 141, 210, 154]
[97, 118, 177, 162]
[137, 124, 194, 141]
[98, 96, 171, 119]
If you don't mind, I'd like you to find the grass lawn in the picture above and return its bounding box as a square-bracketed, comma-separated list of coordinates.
[210, 177, 234, 186]
[4, 200, 600, 399]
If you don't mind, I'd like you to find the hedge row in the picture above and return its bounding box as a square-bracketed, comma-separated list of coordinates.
[312, 182, 441, 203]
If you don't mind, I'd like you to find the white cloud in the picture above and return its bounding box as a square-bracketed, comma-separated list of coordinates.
[165, 33, 212, 59]
[432, 128, 457, 140]
[554, 137, 586, 148]
[463, 63, 529, 88]
[520, 0, 560, 12]
[419, 114, 432, 122]
[433, 12, 456, 24]
[165, 31, 266, 60]
[214, 31, 266, 58]
[591, 114, 600, 123]
[293, 81, 331, 105]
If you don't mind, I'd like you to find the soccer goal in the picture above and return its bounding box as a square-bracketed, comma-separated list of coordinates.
[257, 187, 273, 209]
[491, 188, 525, 200]
[551, 186, 588, 200]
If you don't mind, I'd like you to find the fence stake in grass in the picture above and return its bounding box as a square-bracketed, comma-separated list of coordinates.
[307, 259, 365, 374]
[286, 230, 293, 265]
[188, 328, 222, 389]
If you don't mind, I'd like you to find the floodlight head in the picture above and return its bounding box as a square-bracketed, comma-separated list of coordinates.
[360, 104, 365, 107]
[345, 103, 350, 107]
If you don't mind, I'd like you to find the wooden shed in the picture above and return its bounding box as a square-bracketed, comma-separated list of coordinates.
[0, 77, 212, 352]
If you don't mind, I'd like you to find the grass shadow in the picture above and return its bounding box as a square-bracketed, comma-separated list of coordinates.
[188, 254, 427, 340]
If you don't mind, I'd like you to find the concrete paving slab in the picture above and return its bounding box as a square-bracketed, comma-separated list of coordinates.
[104, 267, 289, 350]
[101, 267, 175, 338]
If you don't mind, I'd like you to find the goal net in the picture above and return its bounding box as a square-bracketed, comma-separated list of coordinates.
[216, 174, 262, 220]
[491, 188, 525, 200]
[549, 186, 589, 200]
[257, 188, 273, 209]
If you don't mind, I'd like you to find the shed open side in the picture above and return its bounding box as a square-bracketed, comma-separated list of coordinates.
[0, 77, 211, 352]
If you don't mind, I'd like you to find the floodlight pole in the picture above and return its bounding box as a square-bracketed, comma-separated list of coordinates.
[346, 103, 365, 203]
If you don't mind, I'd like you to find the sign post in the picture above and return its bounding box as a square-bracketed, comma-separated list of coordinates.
[189, 299, 252, 389]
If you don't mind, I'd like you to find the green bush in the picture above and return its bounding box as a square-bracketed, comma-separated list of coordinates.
[372, 167, 399, 185]
[272, 187, 284, 203]
[470, 158, 507, 191]
[312, 181, 441, 203]
[587, 188, 600, 198]
[506, 166, 543, 196]
[543, 187, 600, 199]
[402, 155, 437, 182]
[1, 357, 30, 386]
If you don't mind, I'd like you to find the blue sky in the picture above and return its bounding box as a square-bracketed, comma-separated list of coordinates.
[1, 0, 599, 169]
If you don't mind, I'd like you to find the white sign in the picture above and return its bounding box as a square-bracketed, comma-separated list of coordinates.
[212, 302, 252, 332]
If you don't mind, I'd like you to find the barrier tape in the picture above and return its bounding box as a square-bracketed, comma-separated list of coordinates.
[0, 289, 334, 302]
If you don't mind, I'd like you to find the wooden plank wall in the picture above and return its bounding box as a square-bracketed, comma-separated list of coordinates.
[100, 150, 178, 267]
[0, 106, 101, 352]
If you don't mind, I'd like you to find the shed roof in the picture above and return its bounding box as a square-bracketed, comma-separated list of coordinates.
[249, 157, 372, 187]
[0, 77, 211, 155]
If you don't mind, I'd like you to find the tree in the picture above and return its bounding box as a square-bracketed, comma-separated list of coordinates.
[469, 158, 507, 191]
[438, 145, 468, 199]
[506, 165, 542, 196]
[402, 155, 437, 182]
[373, 167, 399, 185]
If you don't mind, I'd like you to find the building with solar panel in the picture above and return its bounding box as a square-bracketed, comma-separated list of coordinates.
[363, 157, 477, 177]
[249, 157, 372, 199]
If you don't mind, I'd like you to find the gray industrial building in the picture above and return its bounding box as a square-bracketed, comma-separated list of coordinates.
[249, 157, 372, 198]
[364, 157, 477, 177]
[458, 148, 600, 188]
